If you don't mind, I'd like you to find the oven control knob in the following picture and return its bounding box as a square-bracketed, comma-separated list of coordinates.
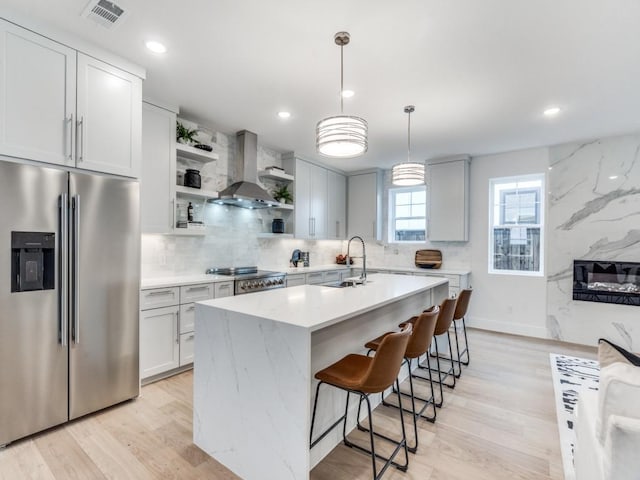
[241, 284, 246, 290]
[278, 278, 284, 284]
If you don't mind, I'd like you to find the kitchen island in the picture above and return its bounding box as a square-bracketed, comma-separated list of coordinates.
[193, 273, 449, 480]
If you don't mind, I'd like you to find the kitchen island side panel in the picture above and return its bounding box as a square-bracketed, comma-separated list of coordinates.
[194, 306, 311, 480]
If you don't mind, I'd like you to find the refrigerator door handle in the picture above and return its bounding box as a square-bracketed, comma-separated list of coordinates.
[72, 194, 80, 344]
[59, 194, 68, 347]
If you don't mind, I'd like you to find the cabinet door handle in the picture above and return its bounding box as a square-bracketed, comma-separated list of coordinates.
[76, 116, 85, 162]
[147, 289, 175, 296]
[187, 286, 209, 292]
[176, 313, 180, 344]
[186, 305, 195, 312]
[186, 334, 195, 341]
[336, 220, 339, 238]
[309, 218, 313, 236]
[66, 114, 74, 160]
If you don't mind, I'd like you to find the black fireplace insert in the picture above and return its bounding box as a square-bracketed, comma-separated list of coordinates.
[573, 260, 640, 306]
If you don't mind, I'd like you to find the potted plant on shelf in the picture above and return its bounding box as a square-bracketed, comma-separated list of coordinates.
[176, 121, 199, 145]
[272, 185, 293, 204]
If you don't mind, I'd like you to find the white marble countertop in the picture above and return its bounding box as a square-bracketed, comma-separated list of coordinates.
[197, 273, 447, 332]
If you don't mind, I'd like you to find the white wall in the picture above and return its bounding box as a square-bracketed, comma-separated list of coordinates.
[467, 147, 550, 338]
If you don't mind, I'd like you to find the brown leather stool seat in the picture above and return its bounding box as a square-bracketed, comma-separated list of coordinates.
[451, 288, 473, 376]
[310, 324, 412, 480]
[363, 307, 439, 453]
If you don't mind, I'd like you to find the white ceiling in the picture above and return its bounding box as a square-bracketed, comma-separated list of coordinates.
[3, 0, 640, 172]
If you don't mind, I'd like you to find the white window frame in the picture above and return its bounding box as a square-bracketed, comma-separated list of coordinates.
[388, 185, 426, 243]
[488, 173, 545, 276]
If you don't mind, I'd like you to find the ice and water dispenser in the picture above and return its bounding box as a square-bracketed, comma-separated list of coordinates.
[11, 231, 55, 292]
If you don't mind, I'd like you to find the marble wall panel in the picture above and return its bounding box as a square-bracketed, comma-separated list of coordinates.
[546, 133, 640, 349]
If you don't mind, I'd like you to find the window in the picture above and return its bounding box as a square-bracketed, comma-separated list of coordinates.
[389, 186, 426, 242]
[489, 174, 544, 275]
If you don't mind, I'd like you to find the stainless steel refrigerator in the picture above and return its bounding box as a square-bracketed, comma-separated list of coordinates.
[0, 160, 140, 446]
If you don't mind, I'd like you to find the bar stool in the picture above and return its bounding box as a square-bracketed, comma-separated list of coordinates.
[362, 307, 439, 453]
[452, 288, 473, 377]
[417, 297, 457, 407]
[310, 324, 412, 480]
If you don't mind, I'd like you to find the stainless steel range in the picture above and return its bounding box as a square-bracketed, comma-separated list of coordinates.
[206, 266, 286, 295]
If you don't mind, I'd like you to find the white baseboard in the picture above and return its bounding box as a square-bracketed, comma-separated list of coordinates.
[467, 315, 548, 339]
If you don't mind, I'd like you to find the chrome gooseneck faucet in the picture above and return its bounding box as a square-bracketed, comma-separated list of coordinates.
[346, 235, 367, 284]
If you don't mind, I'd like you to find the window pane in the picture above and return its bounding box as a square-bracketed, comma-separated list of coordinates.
[396, 192, 411, 205]
[411, 204, 425, 217]
[408, 218, 425, 230]
[395, 205, 410, 217]
[411, 190, 426, 204]
[396, 219, 410, 230]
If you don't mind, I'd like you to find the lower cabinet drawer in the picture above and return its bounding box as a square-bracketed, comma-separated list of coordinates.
[180, 303, 195, 333]
[140, 287, 179, 310]
[306, 272, 325, 285]
[287, 274, 306, 287]
[323, 271, 341, 283]
[180, 332, 195, 366]
[180, 283, 214, 303]
[215, 281, 234, 298]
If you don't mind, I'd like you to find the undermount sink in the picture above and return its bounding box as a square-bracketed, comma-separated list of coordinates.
[324, 279, 371, 288]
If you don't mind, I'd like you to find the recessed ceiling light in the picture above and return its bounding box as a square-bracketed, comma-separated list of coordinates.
[609, 175, 618, 180]
[543, 106, 561, 117]
[145, 40, 167, 54]
[277, 111, 291, 119]
[341, 90, 355, 98]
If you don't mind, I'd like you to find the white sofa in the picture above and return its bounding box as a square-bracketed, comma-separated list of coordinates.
[574, 362, 640, 480]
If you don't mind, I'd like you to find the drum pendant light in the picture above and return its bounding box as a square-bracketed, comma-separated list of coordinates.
[391, 105, 424, 186]
[316, 32, 368, 158]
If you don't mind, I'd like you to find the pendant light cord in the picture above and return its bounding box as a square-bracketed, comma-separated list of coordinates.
[407, 109, 411, 162]
[340, 43, 344, 114]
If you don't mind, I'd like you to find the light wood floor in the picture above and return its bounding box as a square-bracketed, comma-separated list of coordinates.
[0, 329, 596, 480]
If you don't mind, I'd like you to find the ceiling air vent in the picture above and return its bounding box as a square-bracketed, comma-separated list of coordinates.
[81, 0, 127, 29]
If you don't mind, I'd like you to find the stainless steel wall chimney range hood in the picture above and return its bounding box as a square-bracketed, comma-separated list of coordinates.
[216, 130, 279, 209]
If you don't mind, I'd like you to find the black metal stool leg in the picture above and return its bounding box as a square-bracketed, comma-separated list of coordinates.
[460, 317, 470, 365]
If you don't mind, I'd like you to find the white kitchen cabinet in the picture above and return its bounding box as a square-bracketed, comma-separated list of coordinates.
[214, 281, 234, 298]
[0, 20, 142, 177]
[141, 102, 176, 233]
[286, 274, 306, 287]
[412, 270, 470, 298]
[327, 170, 347, 239]
[427, 156, 470, 242]
[75, 53, 141, 177]
[292, 159, 327, 239]
[283, 155, 339, 240]
[140, 280, 228, 381]
[0, 20, 75, 167]
[305, 271, 325, 285]
[140, 305, 180, 378]
[347, 170, 383, 241]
